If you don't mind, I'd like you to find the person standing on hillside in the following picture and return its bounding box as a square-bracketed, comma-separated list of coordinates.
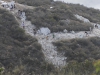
[46, 36, 49, 40]
[11, 0, 15, 9]
[85, 31, 89, 37]
[89, 27, 92, 33]
[22, 21, 25, 29]
[33, 29, 36, 35]
[53, 33, 55, 38]
[9, 4, 13, 10]
[18, 10, 21, 16]
[95, 24, 98, 29]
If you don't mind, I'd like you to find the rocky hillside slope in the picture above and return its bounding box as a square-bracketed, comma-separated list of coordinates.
[0, 0, 100, 75]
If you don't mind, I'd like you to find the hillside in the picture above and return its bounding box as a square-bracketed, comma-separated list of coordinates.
[0, 0, 100, 75]
[24, 2, 93, 32]
[0, 8, 54, 75]
[53, 37, 100, 62]
[13, 0, 100, 32]
[15, 0, 52, 6]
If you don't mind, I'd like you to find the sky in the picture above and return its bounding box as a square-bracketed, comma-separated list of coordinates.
[54, 0, 100, 9]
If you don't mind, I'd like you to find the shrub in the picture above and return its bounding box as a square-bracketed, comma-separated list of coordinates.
[15, 0, 51, 6]
[54, 37, 100, 62]
[0, 8, 50, 75]
[24, 7, 93, 32]
[93, 60, 100, 75]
